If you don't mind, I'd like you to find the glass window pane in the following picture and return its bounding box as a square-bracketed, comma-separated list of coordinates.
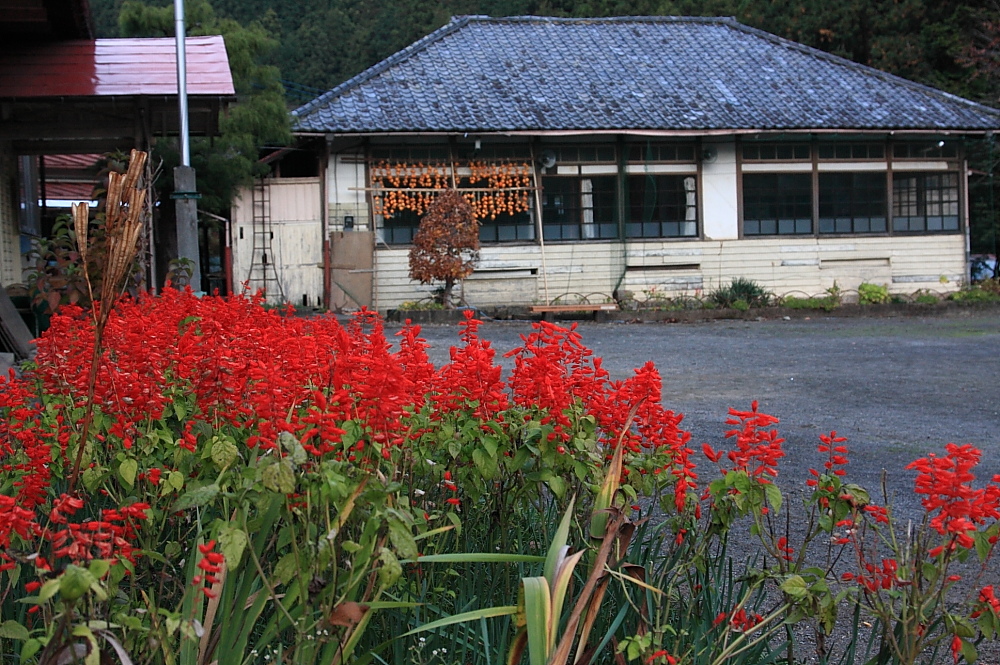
[819, 172, 886, 234]
[743, 173, 812, 235]
[891, 172, 960, 234]
[627, 174, 698, 238]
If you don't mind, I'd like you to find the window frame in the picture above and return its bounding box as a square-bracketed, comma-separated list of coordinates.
[738, 139, 963, 238]
[891, 172, 961, 234]
[741, 172, 814, 236]
[818, 172, 888, 235]
[540, 174, 619, 241]
[625, 173, 698, 239]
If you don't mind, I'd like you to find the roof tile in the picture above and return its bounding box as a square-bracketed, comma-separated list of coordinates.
[293, 16, 1000, 133]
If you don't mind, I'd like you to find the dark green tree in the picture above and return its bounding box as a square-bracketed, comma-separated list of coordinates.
[118, 0, 291, 215]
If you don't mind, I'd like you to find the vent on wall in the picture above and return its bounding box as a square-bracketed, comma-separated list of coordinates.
[626, 263, 701, 271]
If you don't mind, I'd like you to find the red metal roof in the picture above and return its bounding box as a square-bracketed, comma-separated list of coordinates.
[45, 182, 94, 200]
[43, 154, 101, 170]
[0, 36, 235, 98]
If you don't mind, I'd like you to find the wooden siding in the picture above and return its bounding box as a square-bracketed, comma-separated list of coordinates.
[232, 177, 323, 305]
[371, 235, 966, 310]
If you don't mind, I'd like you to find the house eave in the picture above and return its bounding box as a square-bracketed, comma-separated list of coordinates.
[299, 127, 997, 140]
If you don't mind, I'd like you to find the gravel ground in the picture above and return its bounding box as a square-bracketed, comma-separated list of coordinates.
[387, 311, 1000, 663]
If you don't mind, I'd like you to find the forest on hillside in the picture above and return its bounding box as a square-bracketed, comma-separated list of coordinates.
[91, 0, 998, 104]
[90, 0, 1000, 257]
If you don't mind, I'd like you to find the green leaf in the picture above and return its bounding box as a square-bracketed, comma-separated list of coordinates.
[172, 483, 220, 512]
[388, 518, 419, 561]
[167, 470, 185, 491]
[544, 497, 575, 584]
[81, 466, 106, 493]
[522, 577, 553, 665]
[379, 547, 402, 587]
[39, 579, 61, 602]
[262, 461, 295, 494]
[211, 437, 239, 469]
[218, 525, 249, 568]
[118, 458, 137, 487]
[448, 439, 462, 459]
[400, 605, 518, 638]
[472, 448, 498, 480]
[0, 620, 29, 641]
[279, 432, 308, 466]
[88, 560, 110, 580]
[975, 528, 994, 562]
[59, 565, 94, 602]
[764, 482, 782, 513]
[961, 637, 977, 663]
[446, 511, 462, 536]
[174, 400, 187, 421]
[545, 475, 567, 499]
[508, 447, 532, 471]
[274, 553, 299, 586]
[21, 639, 41, 662]
[780, 575, 808, 600]
[406, 553, 544, 564]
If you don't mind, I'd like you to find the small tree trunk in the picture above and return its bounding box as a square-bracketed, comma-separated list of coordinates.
[441, 277, 455, 309]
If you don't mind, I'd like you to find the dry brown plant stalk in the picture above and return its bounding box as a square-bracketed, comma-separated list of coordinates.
[68, 148, 149, 492]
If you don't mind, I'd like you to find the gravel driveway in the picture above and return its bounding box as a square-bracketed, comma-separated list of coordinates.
[395, 312, 1000, 497]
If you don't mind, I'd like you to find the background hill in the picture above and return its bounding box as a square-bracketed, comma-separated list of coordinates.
[90, 0, 996, 104]
[88, 0, 1000, 259]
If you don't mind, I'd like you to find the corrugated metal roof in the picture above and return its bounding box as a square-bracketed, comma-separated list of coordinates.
[45, 182, 94, 200]
[42, 154, 101, 170]
[293, 16, 1000, 134]
[0, 36, 235, 98]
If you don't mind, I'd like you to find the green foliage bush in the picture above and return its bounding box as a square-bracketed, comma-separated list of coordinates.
[858, 282, 890, 304]
[949, 284, 1000, 303]
[709, 278, 773, 309]
[780, 295, 840, 311]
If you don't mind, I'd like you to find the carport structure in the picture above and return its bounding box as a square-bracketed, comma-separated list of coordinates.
[0, 0, 235, 359]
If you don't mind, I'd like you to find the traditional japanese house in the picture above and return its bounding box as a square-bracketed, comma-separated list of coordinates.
[235, 15, 1000, 310]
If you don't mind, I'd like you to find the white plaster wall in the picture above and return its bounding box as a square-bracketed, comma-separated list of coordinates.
[370, 235, 966, 310]
[328, 152, 369, 232]
[701, 140, 739, 240]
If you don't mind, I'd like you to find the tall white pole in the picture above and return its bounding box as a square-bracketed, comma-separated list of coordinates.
[173, 0, 201, 289]
[174, 0, 190, 166]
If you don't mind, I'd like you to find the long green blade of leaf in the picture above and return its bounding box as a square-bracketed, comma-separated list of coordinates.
[550, 549, 584, 629]
[522, 577, 553, 665]
[403, 553, 545, 564]
[400, 605, 519, 638]
[544, 496, 576, 583]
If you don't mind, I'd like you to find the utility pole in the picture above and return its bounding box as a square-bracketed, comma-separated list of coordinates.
[172, 0, 202, 290]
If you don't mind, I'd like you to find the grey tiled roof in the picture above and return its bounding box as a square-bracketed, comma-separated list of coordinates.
[292, 16, 1000, 134]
